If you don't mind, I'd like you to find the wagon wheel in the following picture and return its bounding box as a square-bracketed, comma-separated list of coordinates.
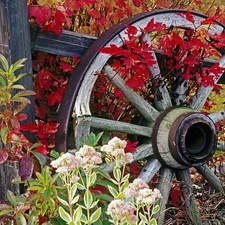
[56, 9, 225, 225]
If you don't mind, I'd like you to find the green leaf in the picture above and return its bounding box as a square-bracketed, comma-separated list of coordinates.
[0, 54, 9, 71]
[35, 171, 45, 184]
[48, 197, 56, 213]
[94, 132, 104, 146]
[50, 150, 60, 159]
[139, 212, 148, 224]
[28, 208, 38, 225]
[95, 193, 113, 202]
[6, 190, 16, 207]
[15, 212, 27, 225]
[89, 172, 97, 186]
[77, 182, 85, 190]
[70, 183, 78, 200]
[13, 90, 36, 98]
[152, 205, 160, 215]
[0, 209, 13, 216]
[84, 190, 93, 208]
[107, 185, 118, 198]
[121, 173, 130, 183]
[27, 185, 44, 192]
[149, 218, 157, 225]
[59, 206, 72, 223]
[71, 195, 79, 205]
[94, 168, 111, 180]
[72, 206, 82, 222]
[0, 127, 9, 144]
[113, 166, 121, 182]
[57, 196, 69, 207]
[11, 58, 26, 73]
[41, 202, 48, 216]
[90, 208, 101, 223]
[44, 188, 52, 201]
[10, 84, 25, 90]
[32, 151, 47, 166]
[0, 75, 6, 86]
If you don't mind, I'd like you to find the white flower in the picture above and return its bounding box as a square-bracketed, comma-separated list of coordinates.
[50, 153, 80, 173]
[107, 199, 138, 223]
[108, 137, 127, 149]
[124, 178, 149, 198]
[75, 145, 102, 170]
[136, 188, 162, 205]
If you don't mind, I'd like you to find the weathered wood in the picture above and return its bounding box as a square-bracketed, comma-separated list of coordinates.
[138, 158, 162, 183]
[196, 164, 224, 192]
[103, 64, 160, 122]
[141, 33, 172, 111]
[157, 167, 175, 225]
[30, 25, 97, 58]
[176, 169, 203, 225]
[91, 116, 153, 137]
[209, 110, 225, 123]
[0, 0, 34, 199]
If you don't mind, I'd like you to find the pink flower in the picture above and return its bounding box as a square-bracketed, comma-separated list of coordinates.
[124, 178, 149, 198]
[107, 199, 138, 224]
[136, 188, 162, 205]
[50, 152, 80, 173]
[75, 145, 102, 170]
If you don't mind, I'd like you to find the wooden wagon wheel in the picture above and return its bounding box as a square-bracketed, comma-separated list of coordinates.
[56, 9, 225, 224]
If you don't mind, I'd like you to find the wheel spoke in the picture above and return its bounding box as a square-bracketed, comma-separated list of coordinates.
[190, 55, 225, 110]
[209, 109, 225, 123]
[91, 116, 153, 137]
[133, 143, 154, 161]
[103, 64, 160, 122]
[157, 167, 175, 225]
[176, 169, 203, 225]
[141, 33, 172, 111]
[74, 116, 91, 148]
[138, 158, 161, 183]
[195, 164, 224, 192]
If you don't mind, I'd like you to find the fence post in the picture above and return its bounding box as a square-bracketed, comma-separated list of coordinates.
[0, 0, 34, 200]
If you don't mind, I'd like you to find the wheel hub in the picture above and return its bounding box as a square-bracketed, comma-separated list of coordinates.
[152, 107, 217, 169]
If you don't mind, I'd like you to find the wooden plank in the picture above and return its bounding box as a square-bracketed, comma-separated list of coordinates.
[176, 169, 203, 225]
[0, 0, 34, 200]
[30, 25, 97, 58]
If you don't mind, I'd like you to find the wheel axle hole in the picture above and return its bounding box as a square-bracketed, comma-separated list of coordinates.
[185, 123, 212, 159]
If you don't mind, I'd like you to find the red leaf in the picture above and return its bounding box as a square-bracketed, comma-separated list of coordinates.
[7, 130, 29, 144]
[20, 121, 38, 133]
[58, 61, 73, 73]
[127, 162, 140, 175]
[0, 149, 8, 164]
[19, 154, 34, 181]
[178, 11, 195, 24]
[144, 18, 166, 32]
[98, 44, 124, 56]
[125, 140, 138, 153]
[29, 6, 51, 25]
[37, 69, 52, 90]
[35, 145, 49, 155]
[43, 9, 66, 35]
[15, 113, 28, 121]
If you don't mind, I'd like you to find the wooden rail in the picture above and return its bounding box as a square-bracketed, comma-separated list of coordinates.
[30, 25, 225, 84]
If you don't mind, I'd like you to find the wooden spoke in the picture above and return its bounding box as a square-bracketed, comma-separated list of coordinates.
[103, 64, 160, 122]
[133, 143, 154, 161]
[157, 167, 175, 225]
[91, 116, 153, 137]
[138, 158, 162, 183]
[141, 33, 172, 111]
[209, 109, 225, 123]
[195, 164, 224, 192]
[176, 169, 203, 225]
